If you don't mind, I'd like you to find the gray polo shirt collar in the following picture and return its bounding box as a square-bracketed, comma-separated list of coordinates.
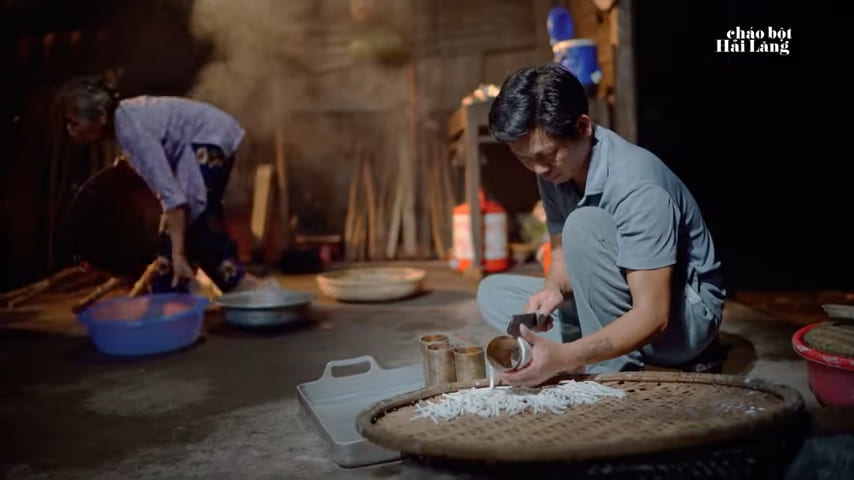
[577, 124, 608, 207]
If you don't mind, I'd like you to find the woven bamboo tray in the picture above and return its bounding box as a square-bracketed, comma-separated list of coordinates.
[355, 371, 804, 464]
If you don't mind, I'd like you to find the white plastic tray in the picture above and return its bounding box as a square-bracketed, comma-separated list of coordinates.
[296, 355, 423, 468]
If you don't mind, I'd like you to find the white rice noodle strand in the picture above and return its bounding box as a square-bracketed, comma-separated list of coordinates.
[410, 380, 626, 423]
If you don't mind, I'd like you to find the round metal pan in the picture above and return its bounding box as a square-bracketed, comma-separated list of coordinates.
[215, 287, 316, 327]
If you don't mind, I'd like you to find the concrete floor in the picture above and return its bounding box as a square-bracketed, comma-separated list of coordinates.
[1, 261, 852, 479]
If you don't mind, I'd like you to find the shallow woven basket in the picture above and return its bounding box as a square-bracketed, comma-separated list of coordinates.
[316, 267, 426, 302]
[356, 371, 805, 469]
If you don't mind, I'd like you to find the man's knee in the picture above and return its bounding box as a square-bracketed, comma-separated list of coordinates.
[476, 274, 510, 309]
[561, 207, 616, 255]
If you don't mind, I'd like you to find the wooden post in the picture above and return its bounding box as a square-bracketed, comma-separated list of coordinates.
[615, 0, 638, 143]
[386, 141, 405, 260]
[372, 147, 390, 261]
[272, 84, 290, 252]
[273, 126, 290, 250]
[362, 155, 378, 260]
[428, 142, 446, 258]
[345, 147, 362, 262]
[417, 131, 431, 259]
[250, 164, 275, 252]
[464, 107, 483, 278]
[401, 64, 418, 259]
[438, 139, 454, 260]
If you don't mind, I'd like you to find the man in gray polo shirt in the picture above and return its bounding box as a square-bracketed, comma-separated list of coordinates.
[477, 64, 725, 386]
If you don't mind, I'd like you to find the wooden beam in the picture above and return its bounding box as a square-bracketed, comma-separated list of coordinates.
[615, 0, 638, 143]
[250, 164, 275, 248]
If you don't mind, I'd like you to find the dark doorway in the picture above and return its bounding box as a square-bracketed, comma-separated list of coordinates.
[632, 0, 842, 291]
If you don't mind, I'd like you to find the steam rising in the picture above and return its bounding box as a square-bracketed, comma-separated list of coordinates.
[188, 0, 315, 141]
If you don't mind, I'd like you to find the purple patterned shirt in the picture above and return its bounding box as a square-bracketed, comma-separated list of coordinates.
[113, 96, 245, 220]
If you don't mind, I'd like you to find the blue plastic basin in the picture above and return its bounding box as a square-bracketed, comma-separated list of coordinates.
[78, 293, 209, 356]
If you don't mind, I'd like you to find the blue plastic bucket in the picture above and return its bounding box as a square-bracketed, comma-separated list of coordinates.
[547, 6, 575, 45]
[553, 39, 602, 88]
[78, 293, 209, 356]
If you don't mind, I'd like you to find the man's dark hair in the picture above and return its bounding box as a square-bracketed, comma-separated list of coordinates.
[488, 64, 589, 143]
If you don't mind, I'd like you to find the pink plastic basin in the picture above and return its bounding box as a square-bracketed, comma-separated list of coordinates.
[792, 322, 854, 407]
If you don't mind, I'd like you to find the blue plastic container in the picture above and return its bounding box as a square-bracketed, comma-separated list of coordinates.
[78, 293, 209, 356]
[553, 38, 602, 88]
[547, 6, 575, 45]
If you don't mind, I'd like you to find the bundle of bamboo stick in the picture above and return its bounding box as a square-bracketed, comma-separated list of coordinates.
[426, 139, 455, 262]
[343, 134, 455, 263]
[343, 144, 381, 262]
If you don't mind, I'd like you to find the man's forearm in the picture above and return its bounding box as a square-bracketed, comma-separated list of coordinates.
[559, 308, 667, 366]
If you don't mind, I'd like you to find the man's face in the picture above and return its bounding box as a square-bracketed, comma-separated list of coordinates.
[508, 116, 593, 185]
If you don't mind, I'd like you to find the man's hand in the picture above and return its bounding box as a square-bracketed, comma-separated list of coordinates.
[499, 324, 580, 387]
[171, 252, 194, 287]
[522, 233, 571, 332]
[524, 288, 562, 330]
